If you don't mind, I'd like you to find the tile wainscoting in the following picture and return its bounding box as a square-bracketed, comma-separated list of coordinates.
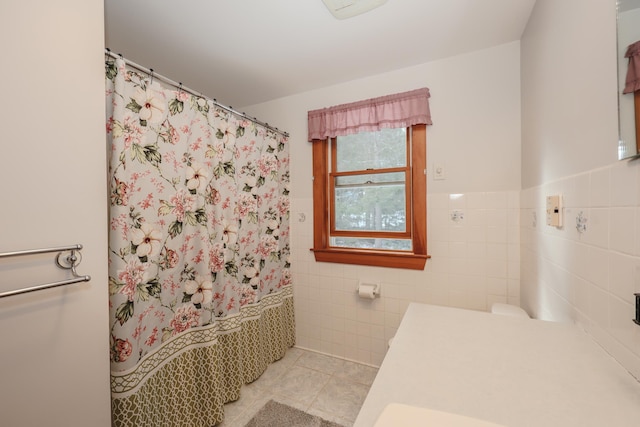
[292, 162, 640, 380]
[290, 190, 520, 366]
[520, 160, 640, 380]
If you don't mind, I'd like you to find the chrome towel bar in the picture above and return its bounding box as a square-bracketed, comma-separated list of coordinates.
[0, 244, 83, 259]
[0, 244, 91, 298]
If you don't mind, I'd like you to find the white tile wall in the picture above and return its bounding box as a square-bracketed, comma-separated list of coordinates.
[290, 191, 520, 366]
[520, 160, 640, 380]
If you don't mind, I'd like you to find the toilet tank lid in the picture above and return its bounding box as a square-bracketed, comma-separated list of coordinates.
[490, 303, 530, 318]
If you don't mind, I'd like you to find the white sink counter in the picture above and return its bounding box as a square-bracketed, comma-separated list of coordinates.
[354, 303, 640, 427]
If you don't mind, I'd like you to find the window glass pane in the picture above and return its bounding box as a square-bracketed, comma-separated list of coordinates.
[331, 237, 412, 251]
[336, 128, 406, 172]
[334, 173, 406, 232]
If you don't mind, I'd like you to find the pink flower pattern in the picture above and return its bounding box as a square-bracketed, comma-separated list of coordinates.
[170, 305, 201, 335]
[111, 337, 132, 363]
[107, 58, 290, 372]
[117, 256, 150, 302]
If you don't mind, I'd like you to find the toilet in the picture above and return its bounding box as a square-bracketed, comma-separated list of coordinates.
[490, 303, 530, 319]
[391, 303, 529, 349]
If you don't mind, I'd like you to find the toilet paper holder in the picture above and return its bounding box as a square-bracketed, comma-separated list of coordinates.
[356, 282, 380, 298]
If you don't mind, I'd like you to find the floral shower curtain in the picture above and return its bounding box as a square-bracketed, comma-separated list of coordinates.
[105, 57, 294, 426]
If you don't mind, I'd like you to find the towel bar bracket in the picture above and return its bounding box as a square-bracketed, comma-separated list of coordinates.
[0, 244, 91, 299]
[55, 248, 83, 275]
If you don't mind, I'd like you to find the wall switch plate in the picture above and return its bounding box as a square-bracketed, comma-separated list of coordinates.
[546, 195, 562, 227]
[433, 163, 445, 180]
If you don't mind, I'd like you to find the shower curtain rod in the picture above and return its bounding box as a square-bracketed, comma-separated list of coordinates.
[105, 49, 289, 137]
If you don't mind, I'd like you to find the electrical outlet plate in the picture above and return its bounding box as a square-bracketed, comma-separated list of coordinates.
[546, 195, 562, 227]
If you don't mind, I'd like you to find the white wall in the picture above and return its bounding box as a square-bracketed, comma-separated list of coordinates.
[244, 42, 522, 365]
[521, 0, 640, 379]
[247, 41, 521, 198]
[521, 0, 619, 188]
[0, 1, 111, 426]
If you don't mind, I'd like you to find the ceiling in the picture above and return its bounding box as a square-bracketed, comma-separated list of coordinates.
[104, 0, 536, 108]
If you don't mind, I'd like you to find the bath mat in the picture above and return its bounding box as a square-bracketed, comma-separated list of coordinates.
[244, 400, 345, 427]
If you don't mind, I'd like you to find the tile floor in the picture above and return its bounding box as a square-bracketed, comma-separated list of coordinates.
[218, 347, 378, 426]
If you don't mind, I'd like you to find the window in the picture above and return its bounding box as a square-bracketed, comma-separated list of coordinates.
[333, 127, 411, 250]
[308, 88, 431, 269]
[311, 124, 428, 269]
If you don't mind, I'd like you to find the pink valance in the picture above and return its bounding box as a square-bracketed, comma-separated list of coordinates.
[307, 88, 432, 141]
[623, 40, 640, 94]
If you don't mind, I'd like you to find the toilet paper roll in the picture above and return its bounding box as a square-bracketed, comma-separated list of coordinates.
[358, 284, 377, 299]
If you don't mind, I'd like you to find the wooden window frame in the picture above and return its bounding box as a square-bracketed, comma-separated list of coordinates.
[330, 135, 411, 240]
[635, 91, 640, 154]
[311, 124, 429, 270]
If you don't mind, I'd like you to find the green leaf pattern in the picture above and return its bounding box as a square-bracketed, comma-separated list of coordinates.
[106, 58, 291, 371]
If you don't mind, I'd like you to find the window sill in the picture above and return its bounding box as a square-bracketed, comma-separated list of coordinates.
[311, 248, 429, 270]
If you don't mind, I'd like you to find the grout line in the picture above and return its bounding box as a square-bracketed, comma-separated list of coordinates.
[293, 344, 381, 368]
[223, 347, 372, 426]
[306, 371, 334, 412]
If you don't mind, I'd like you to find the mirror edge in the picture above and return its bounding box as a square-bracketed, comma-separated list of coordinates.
[617, 0, 640, 160]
